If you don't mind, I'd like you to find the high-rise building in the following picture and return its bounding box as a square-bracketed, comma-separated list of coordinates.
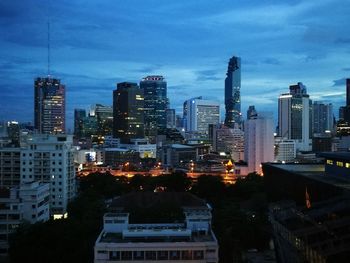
[278, 82, 312, 151]
[225, 56, 241, 127]
[140, 76, 167, 141]
[21, 134, 76, 216]
[184, 98, 220, 137]
[247, 105, 257, 120]
[244, 111, 274, 174]
[34, 77, 65, 134]
[74, 109, 86, 138]
[213, 124, 244, 161]
[166, 109, 176, 129]
[90, 104, 113, 136]
[312, 102, 333, 135]
[113, 82, 144, 143]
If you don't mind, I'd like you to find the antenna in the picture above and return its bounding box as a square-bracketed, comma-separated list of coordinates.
[47, 0, 51, 77]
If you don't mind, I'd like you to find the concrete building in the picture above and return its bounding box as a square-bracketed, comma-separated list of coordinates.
[184, 98, 220, 138]
[278, 82, 312, 151]
[166, 109, 176, 129]
[34, 77, 65, 134]
[103, 148, 140, 167]
[312, 101, 333, 135]
[274, 138, 296, 163]
[21, 134, 76, 216]
[244, 112, 274, 174]
[213, 124, 244, 161]
[120, 139, 156, 159]
[0, 182, 50, 257]
[0, 148, 21, 187]
[94, 192, 218, 263]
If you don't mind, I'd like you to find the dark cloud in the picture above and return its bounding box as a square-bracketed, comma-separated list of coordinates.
[195, 70, 221, 81]
[333, 78, 346, 87]
[342, 68, 350, 72]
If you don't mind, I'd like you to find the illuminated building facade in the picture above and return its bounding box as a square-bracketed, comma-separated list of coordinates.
[113, 82, 144, 143]
[140, 76, 167, 141]
[34, 77, 65, 134]
[278, 82, 312, 151]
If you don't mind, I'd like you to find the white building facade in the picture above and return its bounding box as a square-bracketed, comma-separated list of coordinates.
[185, 98, 220, 138]
[21, 134, 76, 216]
[244, 112, 274, 174]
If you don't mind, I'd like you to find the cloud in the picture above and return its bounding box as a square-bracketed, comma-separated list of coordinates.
[333, 78, 346, 87]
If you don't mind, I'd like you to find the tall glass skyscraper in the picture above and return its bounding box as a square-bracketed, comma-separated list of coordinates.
[34, 77, 65, 134]
[140, 76, 167, 141]
[113, 82, 144, 143]
[225, 56, 241, 128]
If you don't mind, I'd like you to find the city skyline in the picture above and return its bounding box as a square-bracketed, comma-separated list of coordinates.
[1, 0, 350, 129]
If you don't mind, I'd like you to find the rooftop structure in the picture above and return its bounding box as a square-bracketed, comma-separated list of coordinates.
[94, 192, 218, 262]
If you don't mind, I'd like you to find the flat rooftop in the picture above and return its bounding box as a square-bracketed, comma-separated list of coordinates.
[99, 230, 216, 244]
[265, 163, 350, 191]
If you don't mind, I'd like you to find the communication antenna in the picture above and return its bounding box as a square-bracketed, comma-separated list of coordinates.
[47, 0, 51, 77]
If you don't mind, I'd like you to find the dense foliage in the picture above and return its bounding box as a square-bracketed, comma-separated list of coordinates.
[9, 171, 270, 263]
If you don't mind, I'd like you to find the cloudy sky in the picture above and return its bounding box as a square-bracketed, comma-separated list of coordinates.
[0, 0, 349, 130]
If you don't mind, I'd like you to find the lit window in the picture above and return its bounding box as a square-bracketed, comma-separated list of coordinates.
[346, 163, 350, 168]
[326, 160, 333, 165]
[337, 161, 344, 167]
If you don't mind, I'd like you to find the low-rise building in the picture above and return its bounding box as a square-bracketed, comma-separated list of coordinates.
[94, 192, 219, 263]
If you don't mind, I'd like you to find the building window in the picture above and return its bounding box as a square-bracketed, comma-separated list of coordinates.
[121, 251, 132, 260]
[133, 251, 144, 260]
[346, 163, 350, 168]
[336, 161, 344, 167]
[169, 251, 180, 260]
[157, 251, 168, 260]
[193, 250, 204, 260]
[181, 251, 192, 260]
[109, 251, 120, 260]
[145, 251, 157, 260]
[326, 159, 333, 165]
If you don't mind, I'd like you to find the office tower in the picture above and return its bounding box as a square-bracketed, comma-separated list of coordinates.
[244, 111, 274, 174]
[74, 109, 86, 138]
[183, 96, 202, 131]
[213, 124, 244, 161]
[312, 102, 333, 135]
[113, 82, 144, 143]
[274, 138, 296, 162]
[184, 97, 220, 137]
[247, 105, 257, 120]
[21, 134, 76, 216]
[90, 104, 113, 136]
[34, 77, 65, 134]
[225, 56, 241, 127]
[140, 76, 167, 141]
[278, 82, 312, 151]
[166, 109, 176, 129]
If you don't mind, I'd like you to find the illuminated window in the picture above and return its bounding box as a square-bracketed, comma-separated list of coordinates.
[346, 163, 350, 168]
[326, 160, 333, 165]
[336, 161, 344, 167]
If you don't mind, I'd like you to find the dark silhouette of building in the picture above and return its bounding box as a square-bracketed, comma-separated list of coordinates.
[140, 76, 167, 142]
[225, 56, 241, 128]
[74, 109, 86, 138]
[34, 77, 65, 134]
[113, 82, 144, 143]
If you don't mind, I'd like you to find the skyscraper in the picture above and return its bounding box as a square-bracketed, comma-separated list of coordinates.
[278, 82, 312, 151]
[140, 76, 167, 141]
[225, 56, 241, 127]
[90, 104, 113, 136]
[312, 102, 333, 135]
[113, 82, 144, 143]
[34, 77, 65, 134]
[184, 97, 220, 137]
[74, 109, 86, 138]
[244, 111, 274, 174]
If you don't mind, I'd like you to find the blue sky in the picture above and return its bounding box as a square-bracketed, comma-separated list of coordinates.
[0, 0, 349, 130]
